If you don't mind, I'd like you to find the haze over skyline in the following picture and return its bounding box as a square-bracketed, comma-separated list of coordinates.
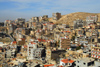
[0, 0, 100, 22]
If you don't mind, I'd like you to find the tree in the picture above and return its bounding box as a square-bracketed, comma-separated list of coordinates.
[71, 36, 75, 41]
[75, 32, 77, 36]
[76, 46, 81, 50]
[76, 45, 84, 50]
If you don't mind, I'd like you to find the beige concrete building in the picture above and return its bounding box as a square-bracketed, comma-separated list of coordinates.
[46, 48, 51, 60]
[52, 12, 61, 20]
[91, 46, 100, 60]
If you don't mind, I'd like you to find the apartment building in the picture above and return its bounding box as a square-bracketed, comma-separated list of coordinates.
[86, 15, 98, 25]
[91, 45, 100, 60]
[75, 57, 94, 67]
[60, 37, 70, 49]
[52, 12, 61, 20]
[27, 42, 37, 60]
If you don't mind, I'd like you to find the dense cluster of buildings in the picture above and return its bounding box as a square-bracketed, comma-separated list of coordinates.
[0, 12, 100, 67]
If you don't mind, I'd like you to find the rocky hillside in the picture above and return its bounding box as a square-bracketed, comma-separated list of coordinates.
[49, 12, 100, 25]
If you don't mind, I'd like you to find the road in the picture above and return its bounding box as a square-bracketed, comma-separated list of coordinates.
[0, 32, 14, 42]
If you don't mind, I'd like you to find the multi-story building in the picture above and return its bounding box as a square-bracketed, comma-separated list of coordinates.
[91, 45, 100, 60]
[46, 48, 51, 60]
[4, 20, 14, 33]
[0, 27, 7, 33]
[73, 19, 84, 29]
[47, 22, 56, 30]
[75, 57, 94, 67]
[60, 59, 74, 67]
[16, 18, 25, 27]
[16, 18, 25, 23]
[86, 15, 98, 25]
[4, 20, 10, 27]
[27, 41, 45, 60]
[52, 12, 61, 20]
[42, 15, 48, 20]
[27, 42, 37, 60]
[60, 37, 70, 49]
[6, 49, 16, 58]
[34, 48, 44, 59]
[30, 17, 39, 22]
[0, 22, 4, 27]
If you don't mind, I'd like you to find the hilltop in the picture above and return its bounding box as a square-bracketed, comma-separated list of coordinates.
[49, 12, 100, 25]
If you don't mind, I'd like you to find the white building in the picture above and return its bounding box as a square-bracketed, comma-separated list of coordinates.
[34, 48, 44, 59]
[6, 49, 16, 58]
[75, 57, 94, 67]
[60, 58, 74, 66]
[27, 42, 37, 60]
[86, 15, 98, 25]
[93, 61, 100, 67]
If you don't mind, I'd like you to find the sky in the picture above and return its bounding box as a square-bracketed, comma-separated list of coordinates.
[0, 0, 100, 22]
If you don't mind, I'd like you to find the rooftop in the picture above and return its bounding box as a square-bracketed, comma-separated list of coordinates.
[77, 57, 94, 62]
[61, 59, 74, 63]
[44, 64, 54, 67]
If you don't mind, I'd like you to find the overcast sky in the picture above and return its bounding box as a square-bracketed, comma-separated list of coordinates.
[0, 0, 100, 22]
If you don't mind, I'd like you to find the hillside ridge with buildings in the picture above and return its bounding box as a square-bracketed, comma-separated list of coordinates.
[49, 12, 100, 25]
[0, 12, 100, 67]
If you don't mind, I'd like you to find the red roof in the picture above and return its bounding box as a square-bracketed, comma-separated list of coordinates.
[69, 60, 74, 63]
[63, 31, 71, 33]
[45, 28, 47, 30]
[43, 24, 46, 26]
[12, 58, 16, 60]
[44, 64, 54, 67]
[31, 42, 36, 44]
[61, 38, 65, 39]
[58, 65, 63, 67]
[66, 36, 68, 38]
[67, 48, 70, 49]
[61, 59, 74, 63]
[37, 29, 42, 32]
[61, 59, 68, 63]
[0, 47, 2, 50]
[6, 20, 9, 22]
[13, 41, 17, 44]
[50, 23, 54, 25]
[24, 45, 27, 48]
[38, 39, 46, 42]
[47, 40, 51, 42]
[21, 38, 25, 40]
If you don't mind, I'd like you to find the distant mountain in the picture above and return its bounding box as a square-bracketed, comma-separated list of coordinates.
[49, 12, 100, 25]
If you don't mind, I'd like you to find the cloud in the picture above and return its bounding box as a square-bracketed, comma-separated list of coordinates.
[0, 0, 100, 22]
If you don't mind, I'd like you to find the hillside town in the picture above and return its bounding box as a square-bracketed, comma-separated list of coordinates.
[0, 12, 100, 67]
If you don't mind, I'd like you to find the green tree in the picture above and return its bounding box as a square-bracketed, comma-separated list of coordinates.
[76, 46, 81, 50]
[75, 32, 77, 36]
[71, 36, 75, 41]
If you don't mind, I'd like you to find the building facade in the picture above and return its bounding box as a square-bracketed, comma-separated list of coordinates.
[52, 12, 61, 20]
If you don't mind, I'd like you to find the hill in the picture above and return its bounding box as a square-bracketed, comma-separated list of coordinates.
[49, 12, 100, 25]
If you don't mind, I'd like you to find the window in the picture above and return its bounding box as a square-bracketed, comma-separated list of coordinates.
[62, 63, 65, 66]
[83, 63, 86, 65]
[88, 62, 91, 66]
[98, 39, 100, 43]
[77, 61, 79, 63]
[92, 39, 94, 42]
[92, 61, 94, 65]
